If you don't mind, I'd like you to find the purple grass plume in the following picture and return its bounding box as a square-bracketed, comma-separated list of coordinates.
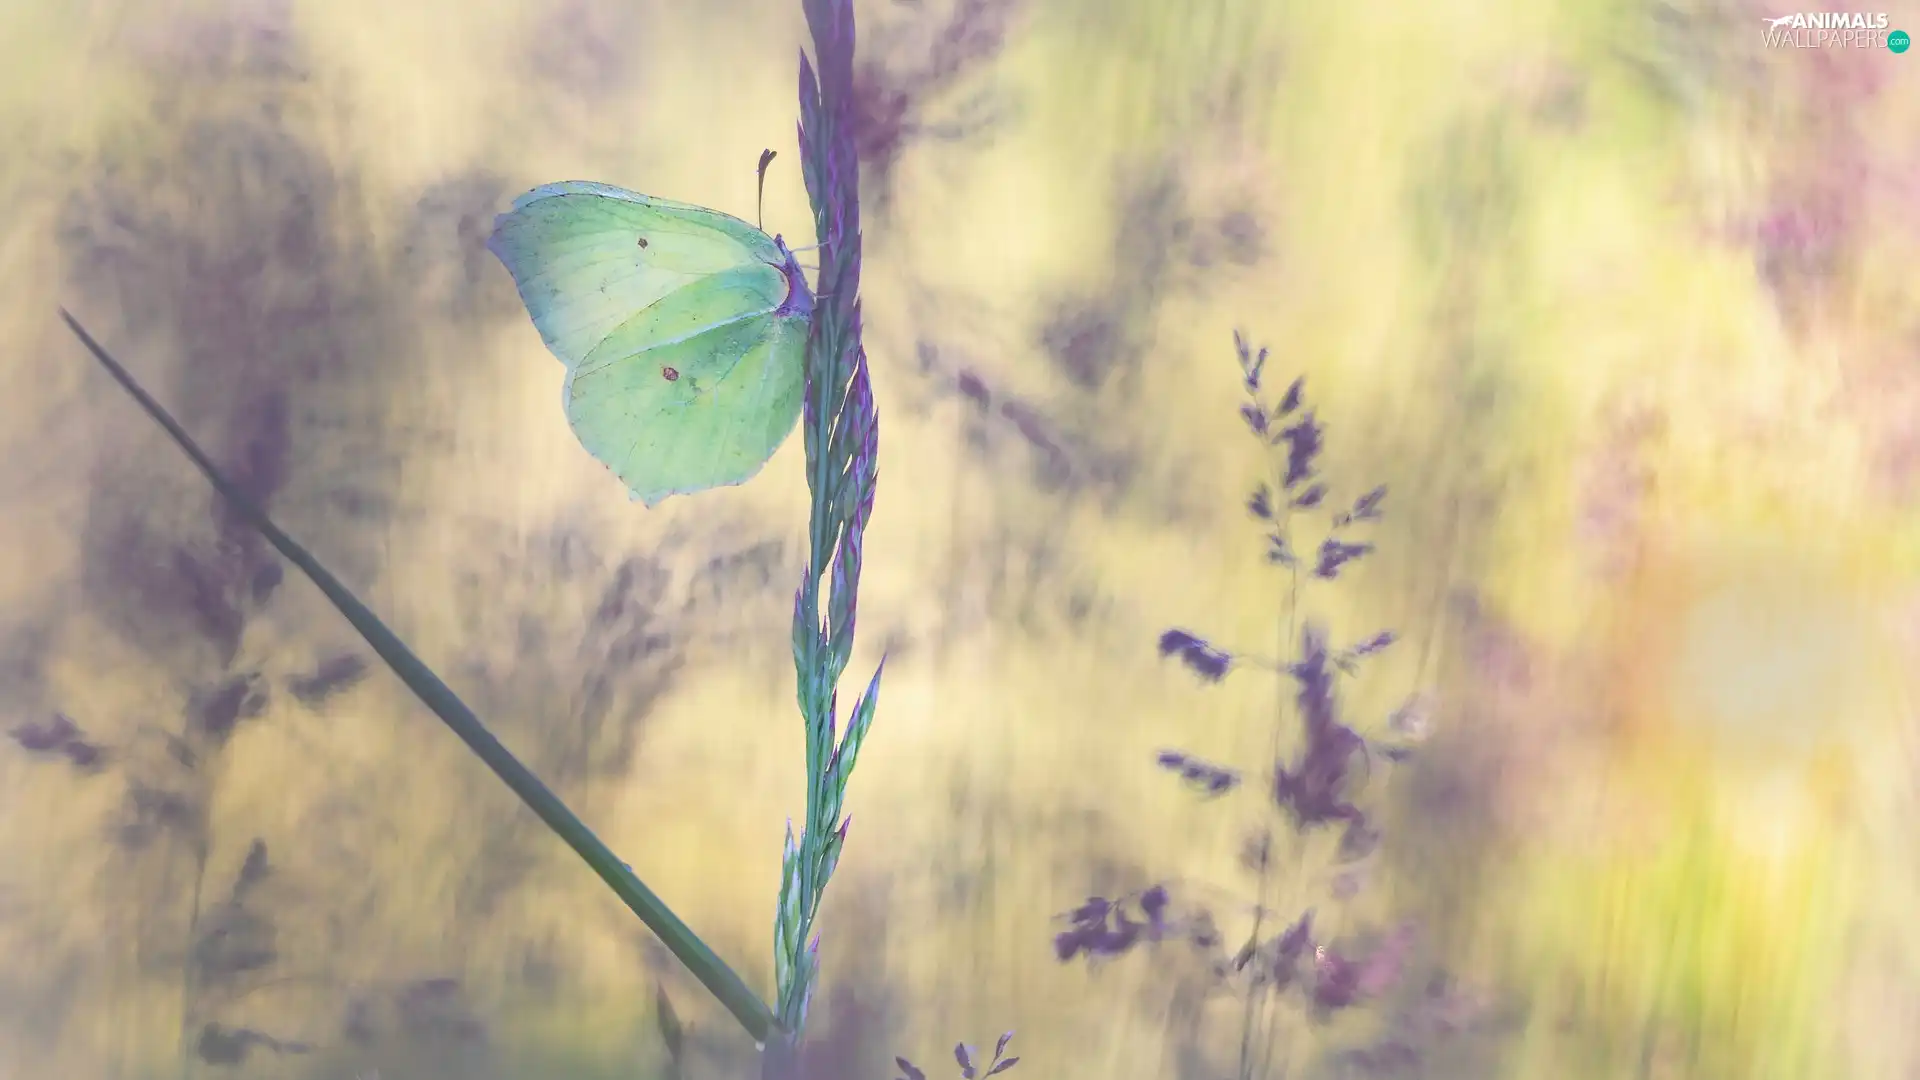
[1061, 332, 1426, 1075]
[1155, 749, 1241, 796]
[1158, 628, 1233, 681]
[771, 0, 887, 1067]
[896, 1031, 1018, 1080]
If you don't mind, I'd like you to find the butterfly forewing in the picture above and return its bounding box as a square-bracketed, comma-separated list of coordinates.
[487, 182, 787, 371]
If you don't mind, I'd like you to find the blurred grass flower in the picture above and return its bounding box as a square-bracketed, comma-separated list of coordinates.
[1055, 331, 1430, 1077]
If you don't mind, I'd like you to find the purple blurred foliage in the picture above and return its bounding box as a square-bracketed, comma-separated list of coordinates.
[1157, 629, 1232, 682]
[897, 1030, 1017, 1080]
[9, 713, 108, 772]
[1058, 332, 1426, 1070]
[284, 652, 370, 707]
[1313, 537, 1374, 580]
[1278, 411, 1323, 490]
[853, 0, 1024, 207]
[1155, 749, 1241, 796]
[1052, 885, 1192, 962]
[1310, 922, 1416, 1012]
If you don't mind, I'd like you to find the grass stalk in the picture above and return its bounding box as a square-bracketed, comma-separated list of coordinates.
[56, 308, 782, 1045]
[765, 0, 884, 1069]
[59, 0, 884, 1065]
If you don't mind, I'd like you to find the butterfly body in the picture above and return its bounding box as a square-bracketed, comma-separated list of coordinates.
[486, 181, 813, 507]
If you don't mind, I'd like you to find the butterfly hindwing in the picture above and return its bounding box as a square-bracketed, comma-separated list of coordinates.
[566, 306, 808, 507]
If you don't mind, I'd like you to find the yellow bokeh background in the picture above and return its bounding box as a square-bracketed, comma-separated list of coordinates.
[2, 0, 1918, 1077]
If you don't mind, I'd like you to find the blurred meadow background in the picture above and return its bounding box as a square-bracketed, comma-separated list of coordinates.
[2, 0, 1919, 1077]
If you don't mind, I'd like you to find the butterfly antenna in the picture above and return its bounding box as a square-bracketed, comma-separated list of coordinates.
[756, 148, 777, 232]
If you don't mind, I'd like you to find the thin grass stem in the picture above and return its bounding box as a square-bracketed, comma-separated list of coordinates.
[57, 308, 782, 1046]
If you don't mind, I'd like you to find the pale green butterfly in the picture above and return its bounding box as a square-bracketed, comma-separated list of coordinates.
[486, 154, 813, 507]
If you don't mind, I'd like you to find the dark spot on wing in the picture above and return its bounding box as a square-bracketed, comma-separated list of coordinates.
[637, 236, 648, 248]
[661, 366, 679, 381]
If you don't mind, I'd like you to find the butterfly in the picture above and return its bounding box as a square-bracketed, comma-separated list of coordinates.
[487, 162, 813, 507]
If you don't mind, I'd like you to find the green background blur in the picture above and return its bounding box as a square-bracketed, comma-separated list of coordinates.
[2, 0, 1918, 1077]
